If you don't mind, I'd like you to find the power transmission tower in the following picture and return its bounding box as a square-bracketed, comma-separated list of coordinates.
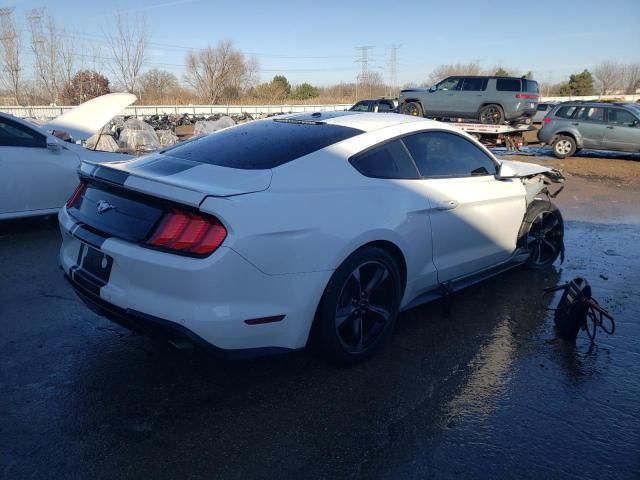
[355, 46, 374, 99]
[387, 44, 400, 97]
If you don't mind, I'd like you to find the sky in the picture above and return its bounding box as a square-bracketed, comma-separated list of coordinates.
[3, 0, 640, 87]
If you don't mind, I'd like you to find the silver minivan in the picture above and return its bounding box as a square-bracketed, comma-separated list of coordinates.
[538, 102, 640, 158]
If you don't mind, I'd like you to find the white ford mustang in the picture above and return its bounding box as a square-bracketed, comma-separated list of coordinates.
[58, 112, 565, 363]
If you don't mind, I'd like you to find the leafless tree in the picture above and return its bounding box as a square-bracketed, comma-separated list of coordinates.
[27, 9, 68, 103]
[103, 12, 148, 93]
[427, 61, 482, 85]
[593, 61, 624, 95]
[184, 40, 258, 103]
[0, 7, 23, 105]
[139, 68, 179, 103]
[623, 63, 640, 94]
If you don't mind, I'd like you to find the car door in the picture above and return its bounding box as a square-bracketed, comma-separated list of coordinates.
[427, 77, 462, 116]
[604, 108, 640, 152]
[572, 106, 607, 148]
[401, 130, 526, 282]
[0, 117, 81, 217]
[457, 77, 488, 117]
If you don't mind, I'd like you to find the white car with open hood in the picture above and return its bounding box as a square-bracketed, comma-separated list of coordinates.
[58, 112, 565, 364]
[0, 93, 135, 220]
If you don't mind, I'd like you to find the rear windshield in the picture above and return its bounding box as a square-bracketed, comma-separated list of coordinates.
[496, 78, 522, 92]
[163, 119, 363, 169]
[525, 80, 539, 93]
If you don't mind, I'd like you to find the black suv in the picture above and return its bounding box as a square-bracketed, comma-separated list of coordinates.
[399, 76, 539, 124]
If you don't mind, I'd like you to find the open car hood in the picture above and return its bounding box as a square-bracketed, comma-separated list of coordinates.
[45, 93, 136, 141]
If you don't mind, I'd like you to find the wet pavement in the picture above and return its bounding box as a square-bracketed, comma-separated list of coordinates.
[2, 183, 640, 479]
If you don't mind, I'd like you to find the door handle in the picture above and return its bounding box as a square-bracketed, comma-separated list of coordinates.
[606, 126, 614, 129]
[435, 200, 459, 211]
[570, 123, 579, 126]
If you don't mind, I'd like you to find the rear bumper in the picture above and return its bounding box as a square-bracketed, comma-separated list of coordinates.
[65, 273, 290, 359]
[58, 207, 332, 353]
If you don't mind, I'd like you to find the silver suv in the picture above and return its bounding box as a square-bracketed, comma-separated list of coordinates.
[399, 76, 539, 124]
[538, 102, 640, 158]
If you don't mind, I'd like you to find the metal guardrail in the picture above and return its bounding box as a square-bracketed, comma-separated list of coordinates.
[0, 103, 354, 119]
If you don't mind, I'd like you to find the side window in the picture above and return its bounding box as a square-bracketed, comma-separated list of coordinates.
[537, 104, 549, 112]
[525, 80, 539, 93]
[461, 77, 487, 91]
[496, 78, 522, 92]
[350, 139, 420, 179]
[377, 102, 394, 112]
[608, 109, 637, 126]
[402, 131, 497, 178]
[0, 118, 46, 148]
[350, 102, 370, 112]
[436, 77, 462, 91]
[555, 105, 577, 118]
[576, 107, 605, 122]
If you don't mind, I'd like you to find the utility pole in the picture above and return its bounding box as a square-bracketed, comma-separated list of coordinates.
[387, 44, 400, 97]
[355, 46, 373, 100]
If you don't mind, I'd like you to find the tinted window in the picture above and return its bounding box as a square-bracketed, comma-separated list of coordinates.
[436, 77, 462, 91]
[0, 118, 46, 148]
[608, 108, 637, 126]
[576, 107, 605, 122]
[402, 131, 497, 178]
[555, 105, 577, 118]
[496, 78, 522, 92]
[350, 140, 419, 179]
[461, 78, 487, 91]
[377, 101, 394, 112]
[537, 104, 549, 111]
[525, 80, 539, 93]
[164, 119, 363, 169]
[350, 101, 370, 112]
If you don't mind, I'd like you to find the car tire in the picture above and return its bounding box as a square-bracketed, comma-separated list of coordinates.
[479, 104, 505, 124]
[400, 101, 424, 117]
[314, 246, 402, 365]
[518, 200, 564, 270]
[551, 135, 576, 158]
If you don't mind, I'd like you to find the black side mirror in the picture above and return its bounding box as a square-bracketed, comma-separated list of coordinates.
[429, 85, 437, 92]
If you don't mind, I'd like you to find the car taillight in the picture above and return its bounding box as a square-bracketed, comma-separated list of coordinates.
[66, 182, 86, 208]
[543, 117, 552, 125]
[515, 93, 539, 99]
[146, 209, 227, 256]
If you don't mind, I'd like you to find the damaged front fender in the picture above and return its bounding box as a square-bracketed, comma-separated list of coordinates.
[497, 159, 565, 204]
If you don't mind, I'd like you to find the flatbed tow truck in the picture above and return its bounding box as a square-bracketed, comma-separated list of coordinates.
[435, 119, 534, 151]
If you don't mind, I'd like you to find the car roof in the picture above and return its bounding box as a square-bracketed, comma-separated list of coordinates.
[279, 111, 435, 133]
[557, 101, 636, 108]
[0, 111, 48, 133]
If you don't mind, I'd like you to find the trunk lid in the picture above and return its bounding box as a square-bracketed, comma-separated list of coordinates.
[80, 153, 272, 207]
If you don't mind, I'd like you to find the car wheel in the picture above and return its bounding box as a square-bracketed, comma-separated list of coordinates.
[520, 200, 564, 270]
[552, 135, 576, 158]
[479, 104, 505, 124]
[315, 246, 402, 365]
[401, 101, 423, 117]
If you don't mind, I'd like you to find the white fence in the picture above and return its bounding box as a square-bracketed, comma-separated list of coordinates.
[541, 94, 640, 102]
[1, 95, 638, 119]
[0, 103, 353, 119]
